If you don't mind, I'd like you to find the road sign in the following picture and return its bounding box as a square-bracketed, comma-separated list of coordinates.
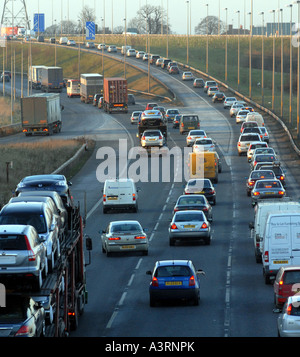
[33, 13, 45, 33]
[86, 21, 95, 40]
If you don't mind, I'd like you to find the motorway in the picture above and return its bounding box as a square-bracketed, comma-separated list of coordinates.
[2, 46, 300, 339]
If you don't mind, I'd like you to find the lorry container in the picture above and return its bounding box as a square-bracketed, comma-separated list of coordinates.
[29, 65, 45, 89]
[103, 77, 128, 113]
[40, 66, 64, 93]
[80, 73, 103, 104]
[262, 212, 300, 284]
[21, 93, 62, 136]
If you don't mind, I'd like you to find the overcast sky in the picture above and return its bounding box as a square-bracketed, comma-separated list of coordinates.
[3, 0, 300, 34]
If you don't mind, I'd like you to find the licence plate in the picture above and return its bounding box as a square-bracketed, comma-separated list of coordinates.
[122, 245, 135, 249]
[0, 256, 16, 264]
[188, 127, 194, 129]
[149, 138, 156, 141]
[184, 225, 195, 228]
[108, 197, 118, 200]
[273, 260, 288, 264]
[165, 281, 182, 286]
[265, 192, 274, 195]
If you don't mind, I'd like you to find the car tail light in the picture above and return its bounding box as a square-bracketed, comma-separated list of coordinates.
[279, 191, 284, 195]
[248, 181, 255, 186]
[202, 207, 208, 211]
[181, 123, 184, 127]
[108, 237, 121, 240]
[264, 251, 269, 263]
[238, 142, 241, 146]
[132, 193, 136, 201]
[189, 276, 196, 286]
[24, 235, 36, 262]
[152, 277, 159, 287]
[280, 176, 284, 181]
[209, 189, 215, 194]
[159, 136, 163, 140]
[286, 303, 293, 315]
[142, 136, 145, 140]
[171, 223, 178, 230]
[201, 222, 208, 229]
[135, 235, 146, 240]
[173, 208, 179, 212]
[197, 123, 200, 128]
[15, 325, 30, 337]
[187, 136, 191, 140]
[253, 191, 260, 196]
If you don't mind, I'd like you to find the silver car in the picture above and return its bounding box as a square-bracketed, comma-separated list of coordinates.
[230, 103, 245, 117]
[207, 87, 219, 97]
[277, 296, 300, 337]
[101, 220, 148, 256]
[251, 179, 286, 205]
[141, 129, 164, 148]
[169, 210, 211, 246]
[236, 110, 250, 124]
[0, 225, 47, 290]
[186, 129, 207, 147]
[237, 133, 261, 156]
[130, 111, 141, 124]
[223, 97, 237, 108]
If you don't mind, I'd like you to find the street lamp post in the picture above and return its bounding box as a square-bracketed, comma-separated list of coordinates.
[259, 12, 265, 106]
[270, 9, 276, 111]
[236, 10, 240, 91]
[224, 7, 228, 81]
[248, 11, 252, 98]
[294, 0, 300, 137]
[186, 0, 189, 65]
[287, 3, 293, 126]
[279, 8, 284, 118]
[206, 4, 209, 74]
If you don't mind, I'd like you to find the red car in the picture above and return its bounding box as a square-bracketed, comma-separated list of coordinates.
[145, 103, 158, 110]
[274, 266, 300, 308]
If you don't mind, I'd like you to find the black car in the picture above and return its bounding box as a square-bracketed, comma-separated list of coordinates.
[259, 163, 286, 187]
[128, 94, 136, 105]
[212, 92, 225, 103]
[15, 174, 73, 209]
[173, 115, 181, 128]
[0, 296, 45, 337]
[246, 169, 275, 196]
[184, 178, 216, 205]
[173, 194, 213, 222]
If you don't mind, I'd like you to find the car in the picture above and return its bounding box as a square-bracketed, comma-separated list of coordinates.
[242, 127, 261, 137]
[173, 194, 213, 222]
[152, 106, 165, 117]
[0, 225, 47, 290]
[247, 141, 269, 162]
[149, 54, 160, 64]
[67, 39, 76, 46]
[236, 110, 250, 124]
[193, 138, 215, 152]
[230, 103, 245, 117]
[186, 130, 207, 147]
[277, 296, 300, 337]
[126, 48, 136, 57]
[250, 153, 277, 171]
[241, 121, 259, 133]
[107, 45, 117, 52]
[223, 97, 237, 108]
[193, 78, 205, 88]
[259, 162, 286, 187]
[155, 58, 164, 66]
[93, 93, 102, 106]
[259, 126, 269, 142]
[173, 115, 181, 128]
[204, 80, 217, 93]
[182, 71, 193, 81]
[246, 170, 276, 196]
[251, 179, 286, 205]
[207, 86, 219, 97]
[274, 266, 300, 309]
[0, 295, 46, 336]
[130, 111, 141, 124]
[167, 61, 178, 71]
[184, 178, 216, 205]
[98, 96, 104, 109]
[86, 42, 95, 48]
[143, 53, 149, 61]
[169, 66, 179, 74]
[128, 93, 135, 105]
[141, 129, 164, 148]
[146, 260, 205, 307]
[161, 59, 172, 69]
[1, 73, 10, 82]
[165, 108, 180, 122]
[0, 202, 60, 272]
[145, 103, 158, 110]
[249, 147, 276, 165]
[169, 210, 211, 246]
[241, 106, 254, 113]
[97, 43, 107, 51]
[212, 92, 225, 103]
[101, 220, 148, 256]
[15, 174, 73, 209]
[136, 51, 145, 59]
[237, 133, 261, 156]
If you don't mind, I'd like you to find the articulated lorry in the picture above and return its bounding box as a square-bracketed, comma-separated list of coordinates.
[103, 77, 128, 113]
[80, 73, 103, 104]
[21, 93, 62, 136]
[40, 66, 64, 93]
[29, 65, 45, 89]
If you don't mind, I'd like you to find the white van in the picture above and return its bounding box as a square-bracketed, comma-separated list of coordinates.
[246, 112, 265, 126]
[59, 37, 68, 45]
[121, 45, 131, 54]
[262, 212, 300, 284]
[250, 199, 300, 263]
[102, 178, 139, 213]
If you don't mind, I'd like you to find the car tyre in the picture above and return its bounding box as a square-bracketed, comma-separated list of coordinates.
[169, 238, 175, 246]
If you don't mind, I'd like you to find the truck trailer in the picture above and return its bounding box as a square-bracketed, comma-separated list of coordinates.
[21, 93, 62, 136]
[80, 73, 103, 104]
[103, 77, 128, 114]
[40, 66, 64, 93]
[29, 65, 45, 89]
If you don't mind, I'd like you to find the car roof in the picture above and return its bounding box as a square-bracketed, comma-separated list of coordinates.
[0, 224, 31, 234]
[155, 260, 192, 267]
[1, 201, 46, 213]
[110, 220, 140, 225]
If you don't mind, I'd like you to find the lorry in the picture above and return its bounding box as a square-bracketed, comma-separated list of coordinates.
[262, 212, 300, 285]
[80, 73, 103, 104]
[21, 93, 62, 136]
[29, 65, 45, 89]
[40, 66, 64, 93]
[103, 77, 128, 113]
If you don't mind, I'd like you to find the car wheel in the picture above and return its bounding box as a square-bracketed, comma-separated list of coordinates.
[150, 296, 157, 307]
[169, 238, 175, 246]
[204, 236, 211, 245]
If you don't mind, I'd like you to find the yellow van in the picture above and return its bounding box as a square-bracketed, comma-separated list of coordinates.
[188, 152, 220, 183]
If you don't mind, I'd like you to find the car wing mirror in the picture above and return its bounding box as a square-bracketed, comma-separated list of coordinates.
[197, 269, 205, 276]
[146, 270, 152, 275]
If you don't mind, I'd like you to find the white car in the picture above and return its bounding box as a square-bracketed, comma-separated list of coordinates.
[67, 39, 76, 46]
[224, 97, 237, 108]
[193, 138, 215, 152]
[136, 51, 145, 59]
[97, 43, 107, 50]
[141, 130, 164, 148]
[236, 110, 250, 124]
[237, 133, 261, 156]
[182, 72, 193, 81]
[127, 48, 136, 57]
[246, 141, 268, 162]
[107, 45, 117, 52]
[186, 130, 207, 147]
[230, 103, 245, 117]
[277, 296, 300, 337]
[207, 87, 219, 97]
[143, 53, 149, 61]
[130, 111, 141, 124]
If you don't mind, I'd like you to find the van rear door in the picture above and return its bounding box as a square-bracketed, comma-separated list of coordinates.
[291, 215, 300, 265]
[118, 184, 134, 205]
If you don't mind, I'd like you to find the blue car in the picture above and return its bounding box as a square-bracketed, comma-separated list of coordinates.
[146, 260, 205, 307]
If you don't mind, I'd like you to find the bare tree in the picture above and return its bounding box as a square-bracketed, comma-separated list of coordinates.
[194, 16, 225, 35]
[77, 5, 96, 27]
